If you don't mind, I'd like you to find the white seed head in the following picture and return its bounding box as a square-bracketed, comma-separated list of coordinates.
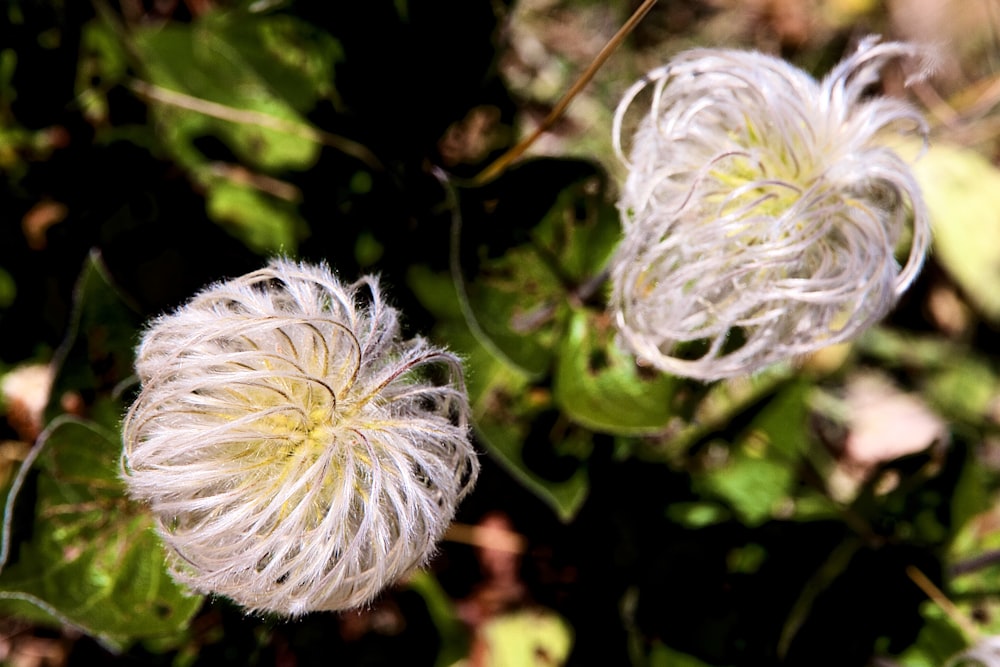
[610, 37, 931, 380]
[121, 259, 479, 616]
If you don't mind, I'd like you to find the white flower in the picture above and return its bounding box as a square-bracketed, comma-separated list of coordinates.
[121, 259, 479, 616]
[610, 37, 931, 380]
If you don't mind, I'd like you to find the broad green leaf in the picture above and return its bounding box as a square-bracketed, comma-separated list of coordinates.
[951, 456, 993, 556]
[0, 418, 202, 651]
[205, 179, 304, 254]
[127, 9, 344, 256]
[462, 239, 566, 376]
[477, 607, 573, 667]
[859, 327, 963, 368]
[739, 379, 811, 460]
[694, 382, 812, 526]
[410, 266, 589, 521]
[910, 141, 1000, 322]
[893, 602, 967, 667]
[948, 498, 1000, 640]
[470, 340, 590, 522]
[649, 366, 791, 460]
[924, 359, 1000, 427]
[554, 308, 681, 435]
[133, 11, 338, 171]
[45, 251, 139, 429]
[700, 454, 794, 527]
[455, 174, 620, 376]
[0, 252, 202, 648]
[528, 175, 621, 284]
[210, 13, 340, 110]
[75, 19, 129, 125]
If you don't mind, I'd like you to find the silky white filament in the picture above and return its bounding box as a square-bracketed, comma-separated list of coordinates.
[121, 259, 479, 616]
[610, 37, 931, 380]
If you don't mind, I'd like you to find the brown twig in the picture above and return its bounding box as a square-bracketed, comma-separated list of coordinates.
[951, 548, 1000, 577]
[206, 162, 302, 202]
[129, 79, 384, 171]
[906, 565, 979, 642]
[472, 0, 659, 186]
[445, 522, 527, 554]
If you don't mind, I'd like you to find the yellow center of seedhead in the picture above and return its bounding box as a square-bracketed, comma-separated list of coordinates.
[195, 322, 371, 535]
[122, 259, 479, 615]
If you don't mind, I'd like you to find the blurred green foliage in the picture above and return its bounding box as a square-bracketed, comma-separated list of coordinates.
[0, 256, 200, 650]
[2, 1, 1000, 666]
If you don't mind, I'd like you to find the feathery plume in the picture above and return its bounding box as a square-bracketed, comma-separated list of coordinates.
[610, 37, 930, 380]
[122, 259, 478, 616]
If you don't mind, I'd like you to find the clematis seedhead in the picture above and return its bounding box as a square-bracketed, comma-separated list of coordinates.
[122, 259, 479, 616]
[610, 37, 931, 380]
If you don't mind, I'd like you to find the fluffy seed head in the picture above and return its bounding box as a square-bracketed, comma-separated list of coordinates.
[121, 259, 479, 616]
[610, 37, 931, 380]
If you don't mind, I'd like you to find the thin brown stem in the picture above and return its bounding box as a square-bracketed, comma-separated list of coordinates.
[206, 163, 302, 202]
[444, 522, 526, 553]
[906, 565, 979, 642]
[951, 548, 1000, 577]
[472, 0, 658, 186]
[129, 79, 384, 171]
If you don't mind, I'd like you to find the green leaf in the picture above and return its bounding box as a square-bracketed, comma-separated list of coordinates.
[648, 642, 723, 667]
[0, 418, 202, 651]
[0, 252, 201, 649]
[664, 502, 731, 528]
[859, 328, 1000, 428]
[0, 265, 15, 308]
[910, 141, 1000, 322]
[462, 239, 567, 376]
[951, 456, 993, 537]
[407, 572, 469, 667]
[947, 470, 1000, 640]
[470, 341, 590, 522]
[554, 308, 681, 435]
[924, 358, 1000, 428]
[893, 602, 967, 667]
[205, 179, 304, 254]
[410, 266, 589, 521]
[133, 11, 337, 172]
[859, 327, 963, 368]
[478, 607, 573, 667]
[700, 454, 794, 527]
[46, 251, 140, 429]
[694, 382, 812, 526]
[740, 379, 811, 460]
[413, 172, 611, 520]
[211, 13, 340, 111]
[128, 10, 343, 254]
[75, 19, 129, 126]
[455, 174, 620, 377]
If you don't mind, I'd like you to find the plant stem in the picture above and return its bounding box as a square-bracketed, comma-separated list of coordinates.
[129, 80, 385, 171]
[472, 0, 659, 186]
[906, 565, 980, 642]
